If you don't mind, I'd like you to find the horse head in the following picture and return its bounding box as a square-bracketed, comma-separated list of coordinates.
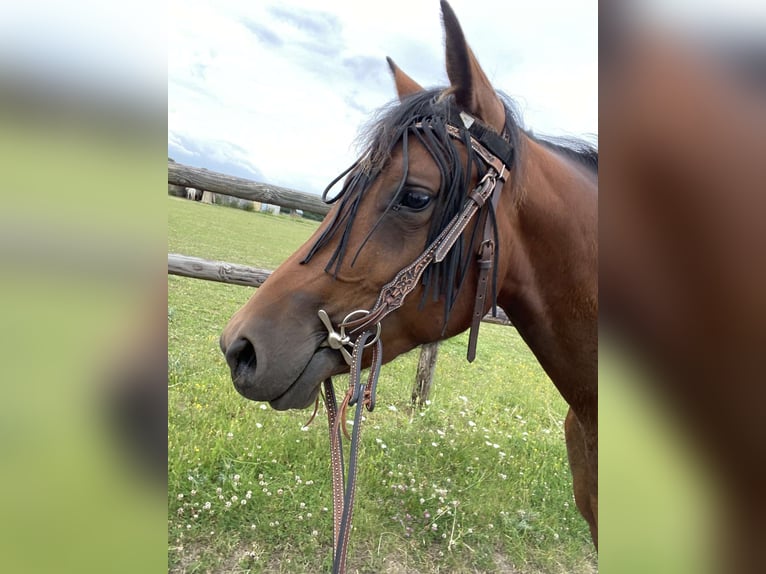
[220, 1, 520, 410]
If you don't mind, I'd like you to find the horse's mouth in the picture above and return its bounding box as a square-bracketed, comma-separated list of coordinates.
[266, 347, 345, 411]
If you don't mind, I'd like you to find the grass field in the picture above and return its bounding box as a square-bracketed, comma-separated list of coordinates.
[168, 196, 596, 573]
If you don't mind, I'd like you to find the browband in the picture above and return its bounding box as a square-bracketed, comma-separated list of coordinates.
[446, 108, 515, 169]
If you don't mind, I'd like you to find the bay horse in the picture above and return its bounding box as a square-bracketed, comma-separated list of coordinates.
[220, 0, 598, 549]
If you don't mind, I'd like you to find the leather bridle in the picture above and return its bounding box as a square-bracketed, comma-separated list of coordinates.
[310, 109, 514, 573]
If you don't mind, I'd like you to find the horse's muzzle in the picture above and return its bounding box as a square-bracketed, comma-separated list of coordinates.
[223, 336, 256, 381]
[220, 327, 343, 410]
[222, 334, 268, 400]
[224, 337, 257, 378]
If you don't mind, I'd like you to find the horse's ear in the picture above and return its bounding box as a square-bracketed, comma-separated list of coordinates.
[441, 0, 505, 132]
[386, 56, 423, 101]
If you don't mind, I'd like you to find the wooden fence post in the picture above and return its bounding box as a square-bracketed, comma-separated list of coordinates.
[412, 342, 440, 408]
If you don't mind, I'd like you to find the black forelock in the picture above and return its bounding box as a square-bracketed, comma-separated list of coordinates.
[303, 89, 513, 325]
[301, 87, 594, 327]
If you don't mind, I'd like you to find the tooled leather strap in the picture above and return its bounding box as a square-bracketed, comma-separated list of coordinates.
[445, 123, 509, 180]
[341, 170, 500, 338]
[323, 379, 344, 551]
[325, 330, 382, 574]
[322, 114, 511, 572]
[339, 117, 509, 340]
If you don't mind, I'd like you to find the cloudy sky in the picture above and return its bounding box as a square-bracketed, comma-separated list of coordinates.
[168, 0, 597, 196]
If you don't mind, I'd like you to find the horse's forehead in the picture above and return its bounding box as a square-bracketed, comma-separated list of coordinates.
[383, 136, 451, 184]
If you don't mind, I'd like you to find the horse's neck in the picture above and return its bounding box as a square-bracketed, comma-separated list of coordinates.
[498, 137, 598, 410]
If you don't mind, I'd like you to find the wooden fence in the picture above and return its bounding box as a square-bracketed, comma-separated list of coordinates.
[168, 253, 272, 288]
[168, 161, 329, 216]
[167, 160, 511, 404]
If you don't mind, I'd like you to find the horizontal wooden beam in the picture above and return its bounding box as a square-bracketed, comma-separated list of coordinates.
[168, 161, 330, 216]
[168, 253, 512, 327]
[168, 253, 271, 288]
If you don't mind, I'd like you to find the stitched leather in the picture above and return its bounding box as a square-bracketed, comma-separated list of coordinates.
[325, 331, 382, 574]
[321, 117, 511, 573]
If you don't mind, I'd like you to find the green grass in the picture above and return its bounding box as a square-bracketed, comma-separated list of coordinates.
[168, 197, 596, 573]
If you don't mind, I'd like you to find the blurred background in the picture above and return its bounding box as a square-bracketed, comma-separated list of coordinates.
[1, 0, 764, 572]
[600, 1, 766, 573]
[0, 1, 166, 572]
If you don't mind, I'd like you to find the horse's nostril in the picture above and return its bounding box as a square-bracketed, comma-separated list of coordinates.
[225, 337, 257, 376]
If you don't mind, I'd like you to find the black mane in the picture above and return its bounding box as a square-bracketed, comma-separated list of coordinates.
[533, 134, 599, 173]
[302, 87, 597, 327]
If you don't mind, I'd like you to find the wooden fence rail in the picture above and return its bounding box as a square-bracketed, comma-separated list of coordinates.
[168, 253, 512, 327]
[168, 160, 511, 404]
[168, 253, 271, 288]
[168, 161, 330, 216]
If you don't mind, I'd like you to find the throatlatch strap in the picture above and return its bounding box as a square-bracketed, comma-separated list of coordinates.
[466, 175, 504, 362]
[467, 242, 492, 362]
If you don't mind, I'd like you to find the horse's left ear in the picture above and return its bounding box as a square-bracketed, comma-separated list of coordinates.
[386, 56, 424, 101]
[441, 0, 506, 132]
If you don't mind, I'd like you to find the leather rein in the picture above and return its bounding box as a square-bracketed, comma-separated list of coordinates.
[310, 110, 513, 573]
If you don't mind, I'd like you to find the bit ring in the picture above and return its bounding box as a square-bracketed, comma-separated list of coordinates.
[339, 310, 381, 347]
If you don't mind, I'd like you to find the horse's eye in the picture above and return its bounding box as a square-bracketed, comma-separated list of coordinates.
[399, 189, 432, 211]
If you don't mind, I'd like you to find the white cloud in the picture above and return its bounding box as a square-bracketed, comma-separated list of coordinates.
[168, 0, 597, 194]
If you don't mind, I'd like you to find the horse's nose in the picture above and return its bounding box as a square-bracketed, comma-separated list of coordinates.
[224, 336, 257, 381]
